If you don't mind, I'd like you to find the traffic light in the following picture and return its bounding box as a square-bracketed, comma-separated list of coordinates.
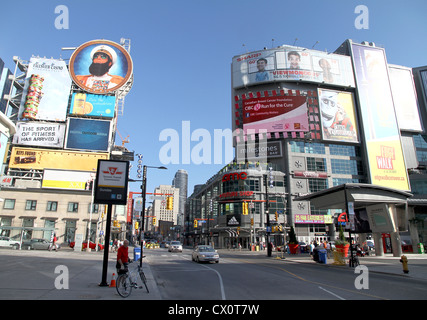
[242, 202, 249, 215]
[166, 197, 173, 210]
[251, 218, 254, 226]
[275, 211, 279, 221]
[152, 217, 157, 226]
[194, 219, 198, 228]
[135, 221, 139, 230]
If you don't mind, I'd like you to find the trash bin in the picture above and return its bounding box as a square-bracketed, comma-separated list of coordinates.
[134, 247, 141, 261]
[313, 246, 321, 262]
[417, 243, 425, 254]
[318, 249, 327, 264]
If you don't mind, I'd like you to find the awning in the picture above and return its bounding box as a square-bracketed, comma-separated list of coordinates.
[294, 183, 412, 210]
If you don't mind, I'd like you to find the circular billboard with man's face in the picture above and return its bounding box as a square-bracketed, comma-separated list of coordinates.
[69, 39, 133, 94]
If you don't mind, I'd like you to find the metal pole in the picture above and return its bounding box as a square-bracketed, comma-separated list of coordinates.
[265, 175, 271, 257]
[99, 203, 113, 286]
[139, 165, 147, 269]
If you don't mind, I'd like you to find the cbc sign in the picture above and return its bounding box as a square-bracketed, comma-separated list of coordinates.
[222, 172, 247, 182]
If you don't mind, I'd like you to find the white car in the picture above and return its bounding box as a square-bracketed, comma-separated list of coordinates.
[168, 241, 182, 252]
[0, 236, 20, 249]
[192, 245, 219, 263]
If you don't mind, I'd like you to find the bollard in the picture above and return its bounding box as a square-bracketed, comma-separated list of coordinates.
[400, 255, 409, 274]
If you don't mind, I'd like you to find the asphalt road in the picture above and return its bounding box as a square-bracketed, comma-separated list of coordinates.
[149, 248, 427, 300]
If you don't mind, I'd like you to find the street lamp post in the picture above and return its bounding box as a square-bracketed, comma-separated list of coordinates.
[131, 156, 167, 269]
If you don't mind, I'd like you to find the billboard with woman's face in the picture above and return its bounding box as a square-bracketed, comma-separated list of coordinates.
[69, 40, 133, 94]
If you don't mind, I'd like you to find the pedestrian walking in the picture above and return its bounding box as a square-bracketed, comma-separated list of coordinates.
[49, 233, 58, 251]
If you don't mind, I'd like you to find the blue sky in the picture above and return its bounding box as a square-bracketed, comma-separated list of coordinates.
[1, 0, 426, 198]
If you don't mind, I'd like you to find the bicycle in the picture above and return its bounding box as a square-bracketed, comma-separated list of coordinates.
[116, 259, 149, 298]
[348, 251, 360, 267]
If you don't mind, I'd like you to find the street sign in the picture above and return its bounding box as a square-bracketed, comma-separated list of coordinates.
[94, 159, 129, 205]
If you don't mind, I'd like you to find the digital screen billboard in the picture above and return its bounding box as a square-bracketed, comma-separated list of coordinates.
[388, 65, 422, 132]
[232, 46, 355, 89]
[65, 118, 111, 152]
[318, 89, 359, 143]
[242, 95, 308, 134]
[69, 40, 133, 94]
[70, 93, 115, 118]
[351, 43, 409, 191]
[42, 169, 94, 190]
[18, 58, 72, 121]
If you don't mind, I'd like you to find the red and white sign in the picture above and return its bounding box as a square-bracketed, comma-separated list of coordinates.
[293, 171, 328, 179]
[242, 96, 308, 134]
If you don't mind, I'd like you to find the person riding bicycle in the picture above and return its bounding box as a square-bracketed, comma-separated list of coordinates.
[116, 239, 130, 274]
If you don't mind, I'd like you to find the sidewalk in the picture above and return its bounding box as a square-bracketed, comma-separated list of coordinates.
[217, 248, 427, 281]
[0, 246, 161, 300]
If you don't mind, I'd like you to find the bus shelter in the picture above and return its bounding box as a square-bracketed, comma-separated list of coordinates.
[294, 183, 413, 257]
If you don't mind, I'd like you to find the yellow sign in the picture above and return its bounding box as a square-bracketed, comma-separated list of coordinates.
[10, 147, 109, 171]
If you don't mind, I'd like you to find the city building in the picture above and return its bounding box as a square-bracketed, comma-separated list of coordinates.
[172, 169, 188, 228]
[151, 184, 180, 240]
[186, 39, 426, 255]
[0, 39, 134, 248]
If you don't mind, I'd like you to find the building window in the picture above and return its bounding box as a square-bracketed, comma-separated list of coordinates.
[25, 200, 37, 211]
[46, 201, 58, 212]
[330, 159, 363, 175]
[67, 202, 79, 213]
[329, 144, 360, 157]
[3, 199, 15, 210]
[88, 203, 99, 213]
[307, 157, 326, 172]
[308, 178, 328, 193]
[290, 141, 325, 154]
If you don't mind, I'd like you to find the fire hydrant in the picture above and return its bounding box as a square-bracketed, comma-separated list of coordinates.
[400, 255, 409, 274]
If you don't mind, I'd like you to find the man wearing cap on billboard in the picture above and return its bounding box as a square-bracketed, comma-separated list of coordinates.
[76, 45, 124, 92]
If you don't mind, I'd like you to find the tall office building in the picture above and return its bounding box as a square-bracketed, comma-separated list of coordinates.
[172, 169, 188, 227]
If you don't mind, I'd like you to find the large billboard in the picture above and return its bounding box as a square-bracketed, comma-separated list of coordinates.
[232, 46, 355, 89]
[242, 95, 308, 134]
[350, 43, 409, 191]
[70, 93, 115, 118]
[42, 169, 94, 190]
[18, 57, 72, 121]
[65, 118, 111, 152]
[318, 88, 359, 143]
[388, 65, 422, 132]
[69, 40, 133, 94]
[13, 122, 66, 148]
[9, 147, 108, 171]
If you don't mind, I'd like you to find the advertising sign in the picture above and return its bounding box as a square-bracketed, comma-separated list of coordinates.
[65, 118, 111, 152]
[351, 43, 409, 191]
[295, 214, 332, 224]
[388, 65, 422, 132]
[366, 203, 396, 233]
[69, 39, 133, 94]
[9, 147, 108, 171]
[18, 58, 72, 121]
[13, 122, 65, 148]
[236, 140, 282, 160]
[70, 93, 116, 118]
[232, 46, 355, 89]
[318, 89, 358, 142]
[242, 96, 308, 133]
[42, 169, 94, 190]
[94, 159, 129, 205]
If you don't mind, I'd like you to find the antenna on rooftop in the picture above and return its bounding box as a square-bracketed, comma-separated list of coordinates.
[293, 38, 298, 46]
[312, 41, 319, 49]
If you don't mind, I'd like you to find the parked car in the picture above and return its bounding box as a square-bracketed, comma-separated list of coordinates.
[168, 241, 182, 252]
[0, 236, 20, 249]
[69, 241, 104, 251]
[192, 245, 219, 263]
[23, 238, 60, 250]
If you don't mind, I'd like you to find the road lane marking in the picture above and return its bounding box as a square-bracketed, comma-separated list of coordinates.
[318, 286, 346, 300]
